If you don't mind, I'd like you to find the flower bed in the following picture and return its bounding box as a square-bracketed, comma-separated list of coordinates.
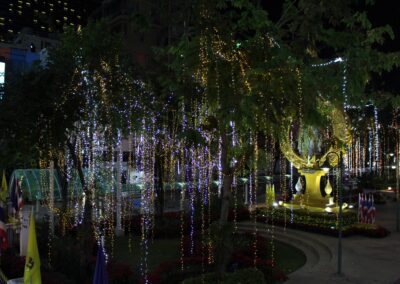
[0, 251, 25, 279]
[107, 261, 133, 284]
[146, 233, 287, 284]
[347, 223, 390, 238]
[256, 207, 390, 238]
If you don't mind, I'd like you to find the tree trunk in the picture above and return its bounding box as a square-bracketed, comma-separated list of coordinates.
[54, 158, 68, 205]
[67, 138, 95, 282]
[215, 129, 234, 279]
[66, 139, 93, 221]
[66, 139, 86, 192]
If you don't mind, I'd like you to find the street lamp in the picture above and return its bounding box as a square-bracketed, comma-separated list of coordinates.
[238, 178, 249, 205]
[397, 131, 400, 232]
[321, 151, 344, 276]
[389, 124, 400, 232]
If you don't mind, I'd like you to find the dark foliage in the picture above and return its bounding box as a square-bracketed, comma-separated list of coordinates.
[146, 233, 287, 284]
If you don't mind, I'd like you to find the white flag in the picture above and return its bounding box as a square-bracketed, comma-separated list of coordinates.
[19, 206, 31, 256]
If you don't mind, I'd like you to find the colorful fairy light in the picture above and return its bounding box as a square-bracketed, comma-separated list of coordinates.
[253, 133, 258, 266]
[217, 137, 222, 197]
[374, 106, 380, 173]
[180, 184, 186, 271]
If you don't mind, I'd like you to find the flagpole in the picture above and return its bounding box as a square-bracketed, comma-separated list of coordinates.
[337, 151, 343, 275]
[321, 150, 344, 275]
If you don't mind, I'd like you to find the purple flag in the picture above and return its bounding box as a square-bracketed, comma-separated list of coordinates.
[93, 244, 108, 284]
[358, 193, 363, 223]
[10, 178, 23, 213]
[362, 194, 369, 223]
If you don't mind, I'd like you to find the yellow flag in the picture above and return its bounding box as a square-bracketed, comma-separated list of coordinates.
[24, 213, 41, 284]
[0, 171, 7, 202]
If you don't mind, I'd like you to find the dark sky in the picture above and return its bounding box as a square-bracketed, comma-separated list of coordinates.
[368, 1, 400, 51]
[262, 0, 400, 95]
[368, 1, 400, 95]
[262, 1, 400, 50]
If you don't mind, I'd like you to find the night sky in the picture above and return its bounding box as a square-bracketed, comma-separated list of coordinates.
[368, 1, 400, 95]
[263, 0, 400, 96]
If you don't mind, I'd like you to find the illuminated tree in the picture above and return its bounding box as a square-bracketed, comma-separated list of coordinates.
[162, 0, 400, 278]
[1, 1, 400, 281]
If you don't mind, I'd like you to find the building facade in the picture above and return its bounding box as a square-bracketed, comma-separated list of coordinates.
[0, 30, 59, 99]
[91, 0, 188, 65]
[0, 0, 98, 43]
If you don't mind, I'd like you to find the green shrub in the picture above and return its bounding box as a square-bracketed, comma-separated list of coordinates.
[349, 223, 390, 238]
[256, 207, 390, 238]
[257, 207, 358, 228]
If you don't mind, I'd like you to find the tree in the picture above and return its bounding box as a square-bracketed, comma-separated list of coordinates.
[2, 0, 399, 281]
[0, 19, 147, 281]
[161, 0, 400, 278]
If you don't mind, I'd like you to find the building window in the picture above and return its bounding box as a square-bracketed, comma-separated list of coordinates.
[0, 61, 5, 85]
[0, 61, 6, 100]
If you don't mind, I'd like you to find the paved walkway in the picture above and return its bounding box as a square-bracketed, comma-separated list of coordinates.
[239, 197, 400, 284]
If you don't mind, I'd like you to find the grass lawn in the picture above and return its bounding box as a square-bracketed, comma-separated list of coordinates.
[114, 236, 306, 276]
[113, 235, 181, 271]
[272, 240, 306, 274]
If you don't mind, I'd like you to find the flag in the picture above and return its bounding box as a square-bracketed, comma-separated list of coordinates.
[11, 178, 23, 213]
[20, 209, 30, 256]
[370, 195, 376, 224]
[366, 196, 373, 223]
[10, 178, 17, 212]
[24, 213, 41, 284]
[93, 243, 108, 284]
[0, 205, 8, 251]
[0, 171, 7, 202]
[362, 194, 369, 223]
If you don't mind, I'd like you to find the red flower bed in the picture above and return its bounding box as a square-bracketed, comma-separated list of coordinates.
[0, 251, 25, 279]
[146, 232, 287, 284]
[147, 256, 206, 284]
[108, 261, 133, 284]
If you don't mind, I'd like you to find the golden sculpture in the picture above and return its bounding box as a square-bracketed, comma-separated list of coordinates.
[280, 99, 350, 210]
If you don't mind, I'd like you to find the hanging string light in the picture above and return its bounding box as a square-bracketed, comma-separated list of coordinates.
[189, 146, 195, 256]
[180, 181, 186, 271]
[232, 175, 238, 233]
[374, 106, 380, 174]
[217, 137, 222, 197]
[253, 132, 258, 266]
[207, 139, 214, 265]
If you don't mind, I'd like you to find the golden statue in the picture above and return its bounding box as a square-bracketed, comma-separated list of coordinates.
[280, 99, 350, 210]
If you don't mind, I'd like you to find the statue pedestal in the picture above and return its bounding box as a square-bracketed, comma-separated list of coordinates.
[293, 169, 328, 208]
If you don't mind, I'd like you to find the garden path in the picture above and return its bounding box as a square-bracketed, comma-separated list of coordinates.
[239, 199, 400, 284]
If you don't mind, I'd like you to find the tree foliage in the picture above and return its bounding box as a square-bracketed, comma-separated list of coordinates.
[1, 1, 399, 280]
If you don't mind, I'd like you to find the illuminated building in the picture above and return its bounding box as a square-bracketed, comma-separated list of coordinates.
[0, 0, 98, 43]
